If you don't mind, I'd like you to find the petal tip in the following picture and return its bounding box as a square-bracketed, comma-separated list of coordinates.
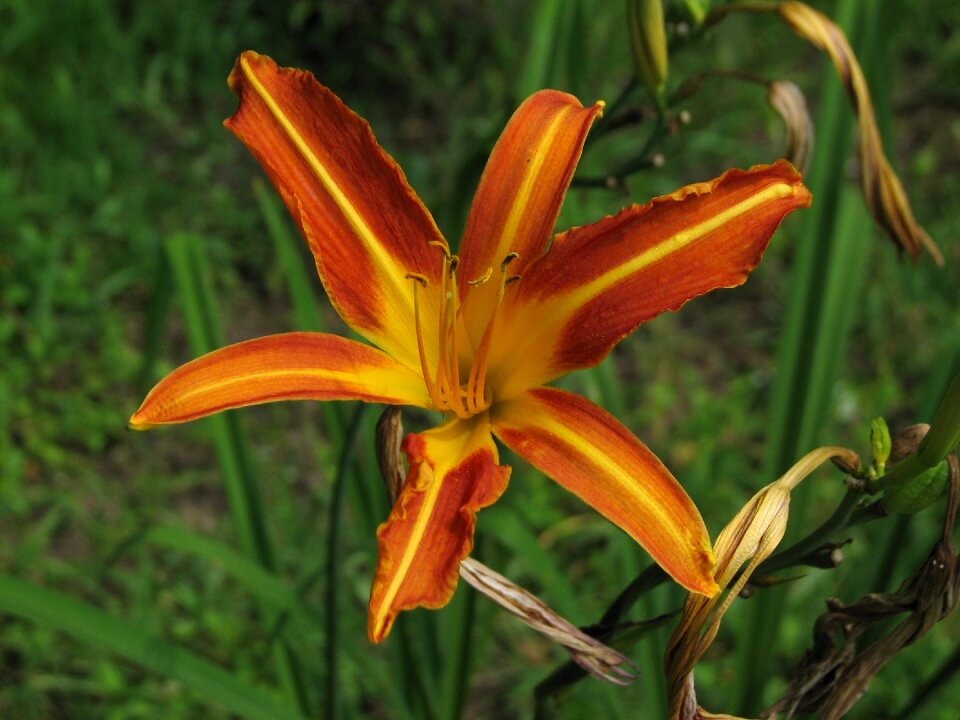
[128, 408, 154, 431]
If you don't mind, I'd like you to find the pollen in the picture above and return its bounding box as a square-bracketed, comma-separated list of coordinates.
[408, 249, 520, 419]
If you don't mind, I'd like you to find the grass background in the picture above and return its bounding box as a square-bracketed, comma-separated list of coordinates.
[1, 0, 959, 718]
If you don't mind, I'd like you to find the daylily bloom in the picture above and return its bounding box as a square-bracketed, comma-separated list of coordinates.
[131, 51, 811, 642]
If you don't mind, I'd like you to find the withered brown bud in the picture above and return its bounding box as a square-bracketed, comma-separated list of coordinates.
[375, 406, 405, 503]
[889, 423, 931, 463]
[767, 80, 813, 174]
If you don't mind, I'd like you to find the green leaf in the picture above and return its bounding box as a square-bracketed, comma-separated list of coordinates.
[0, 573, 305, 720]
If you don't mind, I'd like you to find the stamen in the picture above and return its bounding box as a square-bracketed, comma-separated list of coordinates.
[428, 240, 452, 261]
[467, 257, 521, 412]
[407, 274, 441, 409]
[446, 271, 471, 419]
[468, 267, 493, 286]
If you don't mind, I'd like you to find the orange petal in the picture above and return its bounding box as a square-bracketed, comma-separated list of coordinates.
[130, 332, 428, 428]
[489, 162, 811, 397]
[457, 90, 604, 344]
[225, 51, 446, 369]
[368, 414, 510, 642]
[491, 387, 718, 596]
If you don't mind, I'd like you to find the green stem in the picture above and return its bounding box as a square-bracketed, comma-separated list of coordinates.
[897, 643, 960, 720]
[324, 405, 367, 720]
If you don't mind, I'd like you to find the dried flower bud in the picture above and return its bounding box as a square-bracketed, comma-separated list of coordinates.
[776, 1, 943, 264]
[664, 446, 859, 720]
[889, 423, 930, 463]
[766, 80, 813, 175]
[375, 406, 405, 503]
[627, 0, 669, 100]
[459, 558, 635, 684]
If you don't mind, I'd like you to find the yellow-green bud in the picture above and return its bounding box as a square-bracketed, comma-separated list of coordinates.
[627, 0, 668, 100]
[870, 416, 891, 474]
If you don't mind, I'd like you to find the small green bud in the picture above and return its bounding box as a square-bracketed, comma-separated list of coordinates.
[870, 416, 891, 474]
[884, 460, 950, 514]
[917, 371, 960, 467]
[627, 0, 668, 100]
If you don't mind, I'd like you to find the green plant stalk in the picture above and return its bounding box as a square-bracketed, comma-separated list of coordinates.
[0, 573, 306, 720]
[439, 583, 477, 720]
[324, 405, 367, 720]
[897, 642, 960, 720]
[136, 244, 174, 395]
[517, 0, 566, 102]
[165, 232, 311, 715]
[737, 0, 872, 709]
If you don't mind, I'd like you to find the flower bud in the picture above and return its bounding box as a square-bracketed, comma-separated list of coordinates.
[870, 416, 892, 474]
[627, 0, 668, 100]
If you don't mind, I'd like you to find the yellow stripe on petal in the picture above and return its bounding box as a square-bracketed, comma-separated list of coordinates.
[235, 54, 414, 304]
[368, 414, 509, 642]
[489, 162, 811, 397]
[130, 332, 429, 429]
[457, 90, 604, 345]
[225, 52, 446, 370]
[492, 387, 717, 597]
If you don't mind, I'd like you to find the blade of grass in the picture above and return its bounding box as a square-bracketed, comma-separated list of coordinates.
[135, 244, 174, 396]
[324, 404, 367, 720]
[165, 232, 311, 715]
[517, 0, 566, 100]
[0, 573, 306, 720]
[142, 525, 321, 626]
[737, 1, 878, 711]
[438, 582, 477, 720]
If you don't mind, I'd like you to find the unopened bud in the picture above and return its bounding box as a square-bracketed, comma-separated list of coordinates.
[890, 424, 930, 463]
[627, 0, 668, 100]
[870, 416, 892, 474]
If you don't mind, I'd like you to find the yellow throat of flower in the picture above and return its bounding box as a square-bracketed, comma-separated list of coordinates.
[407, 244, 519, 419]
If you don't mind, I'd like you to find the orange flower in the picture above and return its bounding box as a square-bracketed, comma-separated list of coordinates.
[131, 52, 811, 642]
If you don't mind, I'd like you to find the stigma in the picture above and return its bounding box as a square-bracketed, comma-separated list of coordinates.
[407, 247, 518, 419]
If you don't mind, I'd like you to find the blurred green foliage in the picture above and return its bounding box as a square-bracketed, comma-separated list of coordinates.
[1, 0, 959, 718]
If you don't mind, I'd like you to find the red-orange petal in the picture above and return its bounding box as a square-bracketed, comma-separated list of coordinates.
[491, 387, 718, 597]
[457, 90, 604, 345]
[130, 332, 428, 429]
[367, 414, 510, 642]
[225, 51, 446, 370]
[489, 162, 811, 397]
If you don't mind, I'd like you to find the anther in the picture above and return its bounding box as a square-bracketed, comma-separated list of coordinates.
[504, 274, 521, 288]
[428, 240, 452, 261]
[448, 255, 460, 274]
[500, 252, 520, 272]
[405, 272, 428, 286]
[468, 267, 494, 286]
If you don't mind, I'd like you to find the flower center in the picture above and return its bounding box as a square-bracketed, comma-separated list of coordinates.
[407, 246, 519, 419]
